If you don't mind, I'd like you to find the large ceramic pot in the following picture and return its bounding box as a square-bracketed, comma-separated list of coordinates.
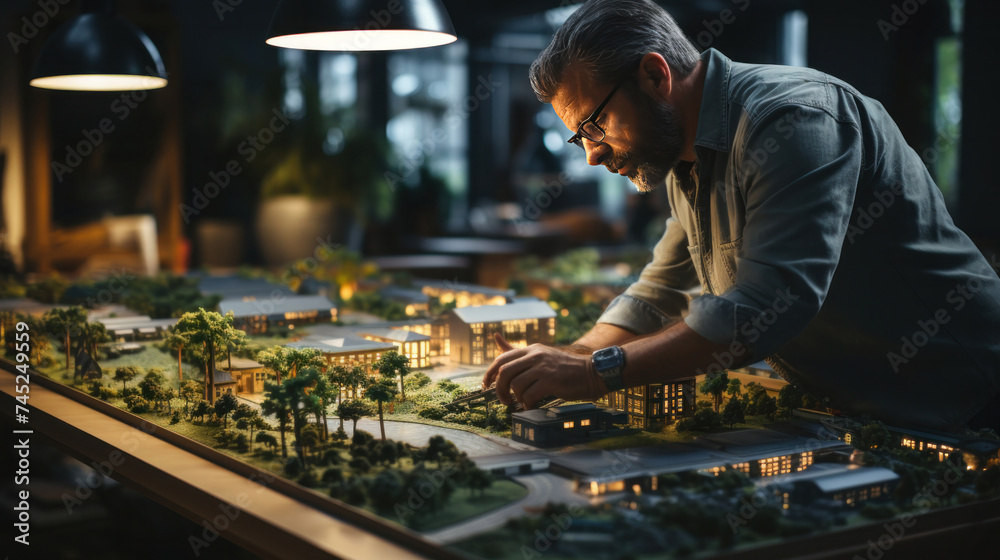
[255, 196, 360, 266]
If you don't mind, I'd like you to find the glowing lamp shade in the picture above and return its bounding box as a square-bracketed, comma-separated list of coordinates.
[266, 0, 457, 51]
[30, 6, 167, 91]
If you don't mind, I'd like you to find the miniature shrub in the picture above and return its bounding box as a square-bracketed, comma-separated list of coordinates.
[860, 503, 896, 520]
[405, 372, 432, 390]
[234, 433, 249, 452]
[284, 458, 303, 477]
[369, 470, 405, 512]
[170, 411, 181, 425]
[349, 456, 372, 473]
[124, 395, 150, 413]
[88, 381, 104, 398]
[349, 444, 370, 461]
[676, 408, 722, 432]
[334, 478, 367, 506]
[437, 380, 460, 393]
[298, 468, 320, 488]
[418, 405, 448, 421]
[100, 386, 118, 401]
[331, 426, 349, 443]
[256, 432, 278, 451]
[120, 387, 141, 400]
[351, 429, 375, 448]
[322, 467, 344, 486]
[321, 449, 344, 466]
[214, 429, 239, 447]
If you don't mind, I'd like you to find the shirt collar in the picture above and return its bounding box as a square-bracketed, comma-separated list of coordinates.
[693, 48, 733, 153]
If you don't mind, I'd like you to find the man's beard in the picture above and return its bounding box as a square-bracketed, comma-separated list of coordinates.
[610, 90, 685, 193]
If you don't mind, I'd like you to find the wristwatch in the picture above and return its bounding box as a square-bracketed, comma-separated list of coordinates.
[592, 346, 626, 391]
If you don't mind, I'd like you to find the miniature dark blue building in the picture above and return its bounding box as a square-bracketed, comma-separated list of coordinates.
[511, 403, 627, 448]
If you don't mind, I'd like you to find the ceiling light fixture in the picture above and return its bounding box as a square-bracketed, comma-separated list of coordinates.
[266, 0, 457, 51]
[29, 0, 168, 91]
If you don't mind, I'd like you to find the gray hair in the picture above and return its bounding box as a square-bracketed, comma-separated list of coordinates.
[530, 0, 700, 103]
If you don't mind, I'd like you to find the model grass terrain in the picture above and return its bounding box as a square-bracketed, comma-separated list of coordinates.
[3, 268, 998, 558]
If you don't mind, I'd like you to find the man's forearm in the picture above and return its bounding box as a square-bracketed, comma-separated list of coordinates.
[568, 323, 640, 353]
[620, 320, 731, 385]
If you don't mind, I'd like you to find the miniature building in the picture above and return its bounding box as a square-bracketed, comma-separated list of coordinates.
[218, 357, 268, 394]
[447, 300, 556, 365]
[287, 336, 395, 398]
[197, 275, 294, 300]
[541, 429, 852, 497]
[357, 327, 431, 369]
[219, 295, 337, 334]
[418, 279, 514, 309]
[600, 379, 696, 431]
[695, 430, 843, 478]
[98, 315, 177, 341]
[511, 403, 627, 447]
[74, 349, 102, 381]
[212, 367, 238, 399]
[379, 285, 431, 316]
[767, 464, 900, 507]
[829, 419, 1000, 470]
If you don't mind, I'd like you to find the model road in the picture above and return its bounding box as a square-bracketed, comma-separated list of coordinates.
[423, 472, 590, 544]
[331, 418, 518, 457]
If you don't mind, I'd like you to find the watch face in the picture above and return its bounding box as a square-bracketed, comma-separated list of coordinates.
[593, 346, 623, 371]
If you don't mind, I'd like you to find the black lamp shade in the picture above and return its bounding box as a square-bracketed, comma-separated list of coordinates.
[30, 11, 167, 91]
[266, 0, 457, 51]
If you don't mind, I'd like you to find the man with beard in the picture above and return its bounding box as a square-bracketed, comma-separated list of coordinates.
[483, 0, 1000, 433]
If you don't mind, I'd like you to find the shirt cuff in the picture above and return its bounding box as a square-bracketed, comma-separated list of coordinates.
[684, 294, 759, 358]
[597, 294, 675, 335]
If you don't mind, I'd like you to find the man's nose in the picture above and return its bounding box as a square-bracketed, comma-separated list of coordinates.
[583, 138, 608, 166]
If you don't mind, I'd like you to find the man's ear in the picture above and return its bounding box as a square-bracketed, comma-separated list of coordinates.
[637, 52, 672, 101]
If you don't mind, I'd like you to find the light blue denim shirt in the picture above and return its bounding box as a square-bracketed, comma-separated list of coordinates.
[598, 49, 1000, 431]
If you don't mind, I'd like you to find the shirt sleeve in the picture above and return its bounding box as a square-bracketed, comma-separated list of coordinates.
[683, 104, 864, 360]
[597, 215, 700, 335]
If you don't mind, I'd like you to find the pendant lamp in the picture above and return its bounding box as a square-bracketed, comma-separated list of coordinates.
[266, 0, 457, 51]
[29, 0, 168, 91]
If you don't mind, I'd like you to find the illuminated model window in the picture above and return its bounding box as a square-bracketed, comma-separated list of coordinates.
[563, 421, 574, 429]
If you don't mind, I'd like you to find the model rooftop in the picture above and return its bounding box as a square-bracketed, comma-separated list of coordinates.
[219, 295, 336, 318]
[450, 300, 556, 324]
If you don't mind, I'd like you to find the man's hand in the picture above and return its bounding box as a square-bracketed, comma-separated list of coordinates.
[482, 333, 607, 408]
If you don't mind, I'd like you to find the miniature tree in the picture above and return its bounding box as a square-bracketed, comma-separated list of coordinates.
[374, 350, 411, 400]
[113, 365, 141, 391]
[337, 399, 372, 432]
[139, 368, 167, 400]
[42, 306, 88, 369]
[261, 380, 293, 459]
[328, 364, 368, 404]
[256, 346, 325, 385]
[162, 328, 190, 381]
[465, 466, 494, 497]
[756, 395, 778, 421]
[777, 383, 805, 416]
[77, 320, 110, 360]
[364, 375, 399, 440]
[178, 379, 202, 416]
[192, 399, 213, 422]
[726, 377, 742, 400]
[308, 373, 334, 440]
[10, 313, 50, 366]
[287, 368, 324, 463]
[858, 421, 892, 451]
[173, 309, 247, 403]
[722, 395, 746, 427]
[298, 424, 322, 464]
[237, 414, 269, 453]
[699, 370, 729, 412]
[214, 393, 239, 428]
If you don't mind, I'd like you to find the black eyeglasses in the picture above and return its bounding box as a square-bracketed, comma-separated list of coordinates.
[567, 79, 625, 150]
